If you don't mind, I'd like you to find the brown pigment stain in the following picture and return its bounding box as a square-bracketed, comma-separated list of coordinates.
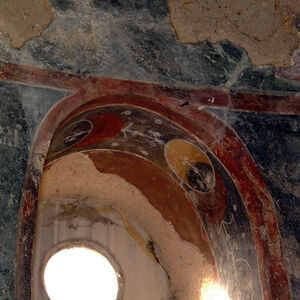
[0, 0, 54, 48]
[85, 149, 215, 266]
[38, 151, 217, 298]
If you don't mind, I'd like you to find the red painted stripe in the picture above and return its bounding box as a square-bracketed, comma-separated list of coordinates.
[0, 62, 299, 114]
[63, 94, 289, 299]
[11, 65, 291, 298]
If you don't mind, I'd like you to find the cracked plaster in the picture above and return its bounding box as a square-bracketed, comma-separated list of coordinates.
[168, 0, 299, 67]
[0, 0, 54, 48]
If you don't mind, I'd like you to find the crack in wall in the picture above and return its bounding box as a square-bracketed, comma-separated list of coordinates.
[168, 0, 299, 67]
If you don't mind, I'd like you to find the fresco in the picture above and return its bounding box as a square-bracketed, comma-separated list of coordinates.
[209, 109, 300, 298]
[0, 1, 299, 91]
[0, 62, 298, 299]
[47, 105, 229, 226]
[0, 0, 299, 298]
[45, 103, 263, 299]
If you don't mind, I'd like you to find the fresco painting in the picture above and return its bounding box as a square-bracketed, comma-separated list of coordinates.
[0, 0, 299, 298]
[0, 63, 292, 298]
[44, 101, 263, 299]
[164, 139, 215, 193]
[0, 58, 297, 299]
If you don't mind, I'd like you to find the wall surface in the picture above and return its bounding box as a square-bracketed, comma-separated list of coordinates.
[0, 0, 299, 299]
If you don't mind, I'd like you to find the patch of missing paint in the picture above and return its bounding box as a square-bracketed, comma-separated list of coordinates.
[39, 152, 215, 299]
[168, 0, 299, 67]
[0, 0, 54, 48]
[46, 199, 117, 229]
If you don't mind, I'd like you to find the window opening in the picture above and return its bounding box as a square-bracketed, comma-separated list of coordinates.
[43, 247, 119, 300]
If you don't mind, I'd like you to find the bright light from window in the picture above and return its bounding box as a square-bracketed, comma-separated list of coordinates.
[201, 280, 231, 300]
[44, 247, 119, 300]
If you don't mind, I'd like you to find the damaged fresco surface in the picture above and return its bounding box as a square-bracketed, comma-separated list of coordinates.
[44, 104, 263, 299]
[0, 0, 299, 299]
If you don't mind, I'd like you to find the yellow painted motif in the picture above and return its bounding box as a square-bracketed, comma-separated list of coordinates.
[164, 139, 213, 187]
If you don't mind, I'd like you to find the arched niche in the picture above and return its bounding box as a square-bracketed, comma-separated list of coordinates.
[16, 90, 289, 300]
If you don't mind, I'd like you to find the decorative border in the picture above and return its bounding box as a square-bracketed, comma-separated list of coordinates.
[0, 63, 289, 299]
[0, 61, 299, 114]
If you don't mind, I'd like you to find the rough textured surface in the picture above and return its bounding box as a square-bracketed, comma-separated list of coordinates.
[0, 0, 54, 48]
[34, 196, 170, 299]
[0, 81, 299, 299]
[38, 151, 215, 300]
[280, 0, 300, 16]
[277, 48, 300, 80]
[210, 109, 300, 298]
[0, 0, 299, 92]
[168, 0, 299, 67]
[43, 101, 262, 299]
[0, 82, 67, 299]
[17, 88, 292, 299]
[0, 1, 299, 299]
[0, 83, 29, 298]
[277, 0, 300, 80]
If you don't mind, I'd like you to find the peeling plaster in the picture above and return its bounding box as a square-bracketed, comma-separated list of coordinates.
[168, 0, 299, 67]
[0, 0, 54, 48]
[38, 151, 215, 299]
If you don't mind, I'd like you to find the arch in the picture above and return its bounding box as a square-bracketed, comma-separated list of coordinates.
[16, 86, 289, 299]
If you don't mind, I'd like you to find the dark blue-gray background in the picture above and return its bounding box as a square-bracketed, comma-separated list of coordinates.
[0, 0, 299, 298]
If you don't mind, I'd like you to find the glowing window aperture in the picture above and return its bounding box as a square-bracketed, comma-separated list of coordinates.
[43, 247, 119, 300]
[201, 280, 231, 300]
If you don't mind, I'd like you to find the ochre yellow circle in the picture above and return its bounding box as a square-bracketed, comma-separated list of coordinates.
[164, 139, 213, 186]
